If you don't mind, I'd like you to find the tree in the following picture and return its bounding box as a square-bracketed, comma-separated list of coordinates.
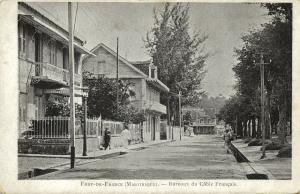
[145, 3, 209, 124]
[82, 72, 146, 124]
[225, 3, 292, 144]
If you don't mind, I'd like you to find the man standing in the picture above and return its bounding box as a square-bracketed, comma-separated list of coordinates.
[103, 127, 111, 150]
[224, 129, 233, 154]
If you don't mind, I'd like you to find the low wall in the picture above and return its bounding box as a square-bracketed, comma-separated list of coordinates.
[18, 139, 70, 155]
[172, 127, 181, 140]
[75, 136, 99, 155]
[18, 134, 143, 155]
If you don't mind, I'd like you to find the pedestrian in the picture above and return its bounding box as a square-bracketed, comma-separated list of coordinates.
[224, 129, 233, 154]
[121, 125, 132, 147]
[103, 127, 111, 150]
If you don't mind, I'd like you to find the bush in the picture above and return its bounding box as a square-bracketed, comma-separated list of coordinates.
[265, 141, 282, 150]
[244, 138, 252, 143]
[248, 138, 261, 146]
[277, 144, 292, 158]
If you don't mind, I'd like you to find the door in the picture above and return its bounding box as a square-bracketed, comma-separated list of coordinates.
[152, 116, 156, 140]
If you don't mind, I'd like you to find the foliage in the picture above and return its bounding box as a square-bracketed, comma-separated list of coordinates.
[145, 2, 208, 107]
[83, 72, 146, 123]
[218, 3, 292, 144]
[45, 96, 82, 118]
[182, 111, 192, 125]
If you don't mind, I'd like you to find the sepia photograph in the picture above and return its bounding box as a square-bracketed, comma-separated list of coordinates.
[15, 1, 293, 181]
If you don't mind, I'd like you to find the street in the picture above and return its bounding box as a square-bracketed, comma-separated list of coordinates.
[36, 135, 246, 179]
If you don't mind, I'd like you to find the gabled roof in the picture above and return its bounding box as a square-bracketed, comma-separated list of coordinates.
[83, 43, 148, 78]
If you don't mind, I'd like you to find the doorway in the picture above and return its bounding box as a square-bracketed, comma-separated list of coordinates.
[152, 116, 156, 141]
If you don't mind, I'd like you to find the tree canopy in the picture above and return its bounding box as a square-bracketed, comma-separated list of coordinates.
[218, 3, 292, 145]
[83, 72, 146, 124]
[145, 2, 209, 106]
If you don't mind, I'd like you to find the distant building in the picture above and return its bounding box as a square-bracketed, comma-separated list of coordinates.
[82, 43, 169, 142]
[18, 2, 92, 136]
[182, 107, 216, 134]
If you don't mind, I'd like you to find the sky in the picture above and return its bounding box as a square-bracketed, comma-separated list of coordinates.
[30, 2, 270, 98]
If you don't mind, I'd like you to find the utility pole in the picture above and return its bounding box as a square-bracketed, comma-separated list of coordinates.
[82, 93, 87, 156]
[260, 53, 266, 159]
[68, 2, 76, 168]
[179, 91, 182, 141]
[235, 115, 238, 135]
[116, 38, 119, 115]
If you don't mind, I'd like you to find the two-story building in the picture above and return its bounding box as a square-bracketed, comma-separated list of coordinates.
[18, 2, 92, 136]
[182, 107, 217, 134]
[82, 43, 169, 142]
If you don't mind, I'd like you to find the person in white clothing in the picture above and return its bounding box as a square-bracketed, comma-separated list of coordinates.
[121, 126, 132, 146]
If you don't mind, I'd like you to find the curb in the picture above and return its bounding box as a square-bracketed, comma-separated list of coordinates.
[230, 142, 275, 179]
[18, 140, 172, 159]
[19, 139, 173, 179]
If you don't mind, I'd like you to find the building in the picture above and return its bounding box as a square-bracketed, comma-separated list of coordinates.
[182, 107, 216, 134]
[82, 43, 169, 142]
[18, 2, 92, 136]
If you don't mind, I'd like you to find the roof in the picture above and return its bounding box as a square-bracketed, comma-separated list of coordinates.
[146, 78, 169, 93]
[131, 60, 151, 76]
[19, 14, 94, 56]
[19, 2, 85, 44]
[84, 43, 170, 93]
[83, 43, 148, 78]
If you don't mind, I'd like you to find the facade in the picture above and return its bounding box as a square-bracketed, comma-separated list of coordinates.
[18, 2, 92, 136]
[182, 107, 217, 134]
[82, 43, 169, 142]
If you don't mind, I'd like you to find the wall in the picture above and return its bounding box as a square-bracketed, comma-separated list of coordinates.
[75, 137, 99, 155]
[18, 18, 83, 134]
[146, 84, 160, 103]
[82, 46, 143, 78]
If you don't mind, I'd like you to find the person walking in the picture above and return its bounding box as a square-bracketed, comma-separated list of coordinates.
[121, 126, 132, 147]
[103, 127, 111, 150]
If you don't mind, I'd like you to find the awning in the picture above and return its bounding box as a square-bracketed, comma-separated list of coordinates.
[31, 76, 68, 89]
[146, 78, 169, 93]
[18, 14, 95, 56]
[44, 87, 84, 97]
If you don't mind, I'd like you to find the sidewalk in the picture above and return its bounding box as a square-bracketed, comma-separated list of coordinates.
[231, 139, 291, 180]
[18, 139, 172, 179]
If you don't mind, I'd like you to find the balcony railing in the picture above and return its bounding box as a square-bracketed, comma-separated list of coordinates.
[35, 62, 81, 86]
[144, 100, 167, 114]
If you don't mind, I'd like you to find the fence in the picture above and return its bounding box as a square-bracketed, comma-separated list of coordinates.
[22, 117, 141, 141]
[28, 117, 70, 139]
[128, 123, 141, 143]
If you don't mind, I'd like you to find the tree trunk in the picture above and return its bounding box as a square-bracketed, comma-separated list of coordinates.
[252, 117, 256, 138]
[247, 120, 251, 137]
[265, 93, 272, 139]
[243, 120, 247, 138]
[237, 118, 243, 138]
[278, 93, 287, 145]
[257, 118, 261, 138]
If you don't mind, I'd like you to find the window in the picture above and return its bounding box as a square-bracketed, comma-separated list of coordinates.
[49, 40, 56, 65]
[63, 47, 68, 70]
[18, 22, 26, 56]
[151, 68, 155, 78]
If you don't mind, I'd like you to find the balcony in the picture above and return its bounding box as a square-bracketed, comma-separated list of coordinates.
[143, 100, 167, 114]
[129, 100, 167, 114]
[31, 62, 81, 89]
